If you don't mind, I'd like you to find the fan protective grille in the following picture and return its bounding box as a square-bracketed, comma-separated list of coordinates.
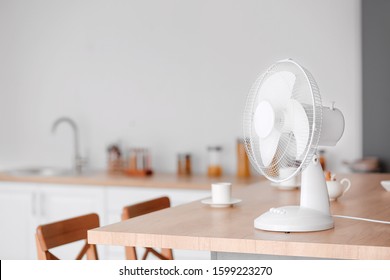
[243, 60, 322, 182]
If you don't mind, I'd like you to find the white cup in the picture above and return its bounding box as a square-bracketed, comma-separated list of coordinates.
[212, 182, 232, 204]
[326, 178, 351, 201]
[278, 167, 299, 189]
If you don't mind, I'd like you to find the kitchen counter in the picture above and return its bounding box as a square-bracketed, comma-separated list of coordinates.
[88, 173, 390, 259]
[0, 171, 262, 190]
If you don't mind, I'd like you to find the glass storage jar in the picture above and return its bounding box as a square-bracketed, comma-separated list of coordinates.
[207, 146, 222, 177]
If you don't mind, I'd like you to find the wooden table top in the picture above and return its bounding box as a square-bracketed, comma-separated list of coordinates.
[88, 173, 390, 259]
[0, 171, 261, 190]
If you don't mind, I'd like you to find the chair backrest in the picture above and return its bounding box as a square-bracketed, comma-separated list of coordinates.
[35, 213, 100, 260]
[121, 196, 173, 260]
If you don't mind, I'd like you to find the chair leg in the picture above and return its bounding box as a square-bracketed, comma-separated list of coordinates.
[141, 248, 151, 260]
[125, 246, 138, 260]
[161, 248, 173, 260]
[35, 234, 46, 260]
[147, 248, 172, 260]
[86, 244, 99, 260]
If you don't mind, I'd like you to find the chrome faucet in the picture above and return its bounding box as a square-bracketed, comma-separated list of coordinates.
[52, 117, 86, 174]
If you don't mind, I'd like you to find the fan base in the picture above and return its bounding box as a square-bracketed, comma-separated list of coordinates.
[254, 205, 334, 232]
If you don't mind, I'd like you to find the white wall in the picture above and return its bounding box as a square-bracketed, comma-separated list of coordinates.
[0, 0, 361, 174]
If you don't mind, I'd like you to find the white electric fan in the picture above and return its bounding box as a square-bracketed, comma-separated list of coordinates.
[243, 59, 345, 232]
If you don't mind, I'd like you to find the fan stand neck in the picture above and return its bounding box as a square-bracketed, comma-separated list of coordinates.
[300, 155, 332, 215]
[254, 155, 334, 232]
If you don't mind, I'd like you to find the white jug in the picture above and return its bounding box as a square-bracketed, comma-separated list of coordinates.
[326, 178, 351, 201]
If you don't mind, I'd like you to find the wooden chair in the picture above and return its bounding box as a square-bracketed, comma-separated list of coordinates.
[121, 196, 173, 260]
[35, 213, 100, 260]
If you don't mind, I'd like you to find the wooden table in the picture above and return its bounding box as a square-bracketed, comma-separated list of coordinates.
[88, 174, 390, 259]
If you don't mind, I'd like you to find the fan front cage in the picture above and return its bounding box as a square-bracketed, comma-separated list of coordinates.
[243, 59, 323, 182]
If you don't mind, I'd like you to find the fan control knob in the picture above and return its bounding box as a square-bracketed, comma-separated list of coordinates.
[269, 208, 286, 215]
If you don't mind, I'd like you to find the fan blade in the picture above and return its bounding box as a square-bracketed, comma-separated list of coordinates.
[259, 71, 296, 110]
[253, 101, 275, 138]
[259, 129, 281, 167]
[279, 132, 297, 164]
[285, 99, 310, 158]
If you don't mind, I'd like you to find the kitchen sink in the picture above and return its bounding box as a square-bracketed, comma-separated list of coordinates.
[4, 167, 74, 177]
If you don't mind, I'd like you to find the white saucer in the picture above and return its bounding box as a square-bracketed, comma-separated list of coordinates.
[380, 180, 390, 191]
[270, 182, 300, 190]
[201, 198, 242, 208]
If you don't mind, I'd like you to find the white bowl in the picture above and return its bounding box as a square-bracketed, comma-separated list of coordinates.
[380, 181, 390, 191]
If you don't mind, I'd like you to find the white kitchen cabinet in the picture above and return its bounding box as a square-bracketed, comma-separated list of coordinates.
[0, 182, 39, 259]
[38, 185, 105, 224]
[37, 185, 105, 259]
[0, 183, 105, 260]
[0, 181, 211, 260]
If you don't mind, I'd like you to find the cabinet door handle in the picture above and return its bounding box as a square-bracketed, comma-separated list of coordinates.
[40, 194, 45, 217]
[32, 193, 37, 216]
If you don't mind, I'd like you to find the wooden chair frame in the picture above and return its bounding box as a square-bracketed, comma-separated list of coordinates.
[35, 213, 100, 260]
[121, 196, 173, 260]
